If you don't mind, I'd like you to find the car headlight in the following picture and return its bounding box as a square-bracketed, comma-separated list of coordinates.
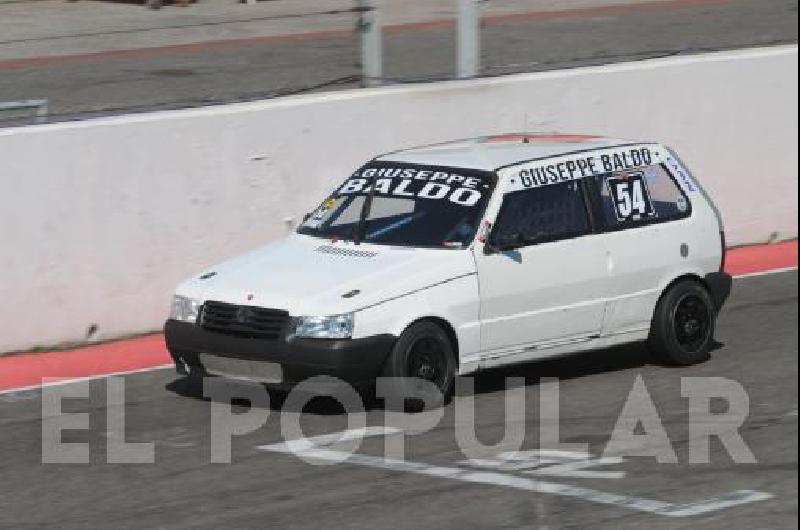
[170, 295, 201, 323]
[290, 313, 354, 339]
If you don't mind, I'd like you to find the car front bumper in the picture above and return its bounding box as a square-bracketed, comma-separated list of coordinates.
[164, 319, 396, 389]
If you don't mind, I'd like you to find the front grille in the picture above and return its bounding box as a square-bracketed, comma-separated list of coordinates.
[200, 300, 289, 340]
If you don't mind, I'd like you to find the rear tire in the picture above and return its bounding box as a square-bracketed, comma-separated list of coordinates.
[380, 321, 456, 410]
[648, 279, 716, 365]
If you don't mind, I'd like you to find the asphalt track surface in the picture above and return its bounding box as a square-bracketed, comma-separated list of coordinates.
[0, 269, 796, 528]
[0, 0, 797, 124]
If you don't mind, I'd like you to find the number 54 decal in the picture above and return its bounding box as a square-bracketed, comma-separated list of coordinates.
[606, 172, 655, 222]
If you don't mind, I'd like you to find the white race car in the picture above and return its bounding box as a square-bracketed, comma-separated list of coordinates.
[165, 133, 731, 397]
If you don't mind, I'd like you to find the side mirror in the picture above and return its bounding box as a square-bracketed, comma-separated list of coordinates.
[484, 232, 525, 254]
[302, 212, 312, 223]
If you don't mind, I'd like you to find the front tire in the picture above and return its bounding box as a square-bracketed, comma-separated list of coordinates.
[380, 321, 456, 410]
[648, 279, 716, 365]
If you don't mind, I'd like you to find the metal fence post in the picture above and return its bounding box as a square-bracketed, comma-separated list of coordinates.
[457, 0, 481, 78]
[357, 0, 382, 87]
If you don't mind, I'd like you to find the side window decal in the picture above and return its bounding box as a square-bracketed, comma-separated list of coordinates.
[605, 172, 656, 222]
[664, 153, 698, 193]
[593, 163, 692, 230]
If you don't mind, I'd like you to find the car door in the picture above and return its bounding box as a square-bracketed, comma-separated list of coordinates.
[588, 163, 695, 336]
[474, 179, 610, 355]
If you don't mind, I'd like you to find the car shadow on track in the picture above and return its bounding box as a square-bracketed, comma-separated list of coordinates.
[164, 376, 358, 416]
[164, 340, 725, 415]
[471, 338, 723, 396]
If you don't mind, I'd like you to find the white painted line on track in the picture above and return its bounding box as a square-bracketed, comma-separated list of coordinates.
[460, 450, 627, 480]
[0, 364, 173, 396]
[733, 266, 798, 280]
[257, 429, 773, 518]
[259, 426, 403, 454]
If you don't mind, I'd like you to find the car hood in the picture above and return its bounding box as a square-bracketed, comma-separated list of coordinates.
[178, 234, 476, 315]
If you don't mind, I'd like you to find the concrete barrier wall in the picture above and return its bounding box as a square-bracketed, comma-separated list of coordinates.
[0, 45, 796, 352]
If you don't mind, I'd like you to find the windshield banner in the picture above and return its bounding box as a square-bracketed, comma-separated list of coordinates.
[338, 165, 495, 207]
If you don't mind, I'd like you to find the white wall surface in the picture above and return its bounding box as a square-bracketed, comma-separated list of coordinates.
[0, 45, 796, 352]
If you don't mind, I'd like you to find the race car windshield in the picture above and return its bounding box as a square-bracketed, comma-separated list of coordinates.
[297, 162, 496, 248]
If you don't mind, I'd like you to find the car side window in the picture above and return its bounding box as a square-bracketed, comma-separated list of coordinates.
[595, 164, 691, 229]
[491, 180, 591, 246]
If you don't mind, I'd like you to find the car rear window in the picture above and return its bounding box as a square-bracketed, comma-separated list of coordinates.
[594, 164, 691, 229]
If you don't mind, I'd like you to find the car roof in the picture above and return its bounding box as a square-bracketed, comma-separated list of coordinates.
[375, 133, 645, 171]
